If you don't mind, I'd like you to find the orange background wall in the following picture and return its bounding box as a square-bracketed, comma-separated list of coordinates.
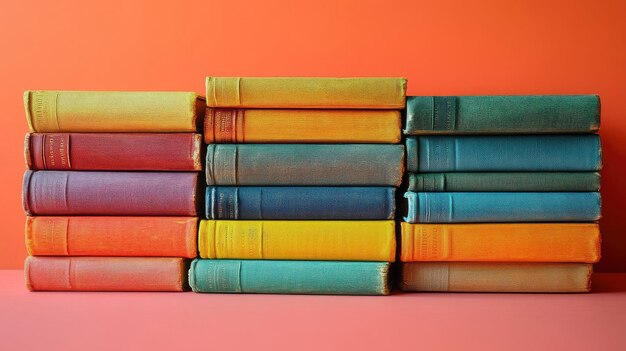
[1, 0, 624, 271]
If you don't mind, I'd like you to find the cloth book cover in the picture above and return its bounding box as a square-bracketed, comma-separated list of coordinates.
[406, 135, 601, 172]
[205, 108, 401, 143]
[206, 77, 406, 109]
[189, 259, 390, 295]
[404, 95, 600, 134]
[206, 186, 395, 220]
[404, 192, 601, 223]
[25, 133, 202, 171]
[198, 220, 396, 261]
[24, 91, 204, 132]
[400, 222, 600, 262]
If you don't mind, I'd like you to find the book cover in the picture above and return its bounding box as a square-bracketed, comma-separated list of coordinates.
[198, 220, 395, 261]
[400, 262, 592, 293]
[205, 108, 401, 143]
[189, 259, 390, 295]
[25, 133, 202, 171]
[24, 91, 204, 132]
[406, 135, 601, 172]
[25, 256, 187, 291]
[22, 171, 199, 216]
[404, 192, 601, 223]
[400, 222, 600, 262]
[408, 172, 601, 192]
[26, 216, 197, 258]
[206, 186, 395, 220]
[404, 95, 600, 134]
[206, 77, 406, 109]
[206, 144, 404, 186]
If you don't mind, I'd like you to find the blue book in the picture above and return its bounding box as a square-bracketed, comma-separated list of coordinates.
[189, 259, 390, 295]
[406, 135, 601, 172]
[404, 192, 601, 223]
[206, 186, 395, 220]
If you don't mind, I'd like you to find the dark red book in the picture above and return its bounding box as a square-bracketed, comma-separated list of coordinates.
[25, 133, 202, 171]
[22, 171, 200, 215]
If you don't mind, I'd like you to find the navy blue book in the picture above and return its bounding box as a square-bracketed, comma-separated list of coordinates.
[206, 186, 395, 220]
[404, 192, 601, 223]
[406, 135, 601, 172]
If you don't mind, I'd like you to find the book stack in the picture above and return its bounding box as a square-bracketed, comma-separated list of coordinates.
[189, 77, 406, 295]
[22, 91, 205, 291]
[399, 96, 602, 292]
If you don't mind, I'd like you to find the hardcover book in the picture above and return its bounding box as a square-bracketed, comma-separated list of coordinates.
[206, 144, 404, 186]
[23, 171, 199, 216]
[189, 259, 390, 295]
[408, 172, 601, 192]
[206, 77, 406, 109]
[400, 222, 600, 262]
[198, 220, 396, 261]
[400, 262, 592, 293]
[25, 256, 187, 291]
[206, 186, 395, 220]
[26, 216, 198, 258]
[205, 108, 401, 143]
[406, 135, 601, 172]
[404, 192, 601, 223]
[24, 91, 204, 132]
[25, 133, 202, 171]
[404, 95, 600, 134]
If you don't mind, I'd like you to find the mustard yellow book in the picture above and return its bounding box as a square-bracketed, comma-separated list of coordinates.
[24, 91, 205, 132]
[205, 77, 407, 109]
[205, 108, 401, 143]
[400, 222, 601, 263]
[199, 220, 396, 261]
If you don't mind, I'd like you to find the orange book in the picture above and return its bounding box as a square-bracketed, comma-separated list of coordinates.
[400, 222, 600, 263]
[25, 216, 198, 258]
[25, 256, 187, 291]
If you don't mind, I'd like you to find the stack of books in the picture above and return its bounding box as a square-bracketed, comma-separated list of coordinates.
[189, 77, 406, 295]
[22, 91, 204, 291]
[399, 95, 602, 292]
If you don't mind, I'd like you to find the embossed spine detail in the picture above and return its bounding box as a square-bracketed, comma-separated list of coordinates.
[24, 91, 59, 132]
[25, 216, 70, 255]
[206, 108, 245, 143]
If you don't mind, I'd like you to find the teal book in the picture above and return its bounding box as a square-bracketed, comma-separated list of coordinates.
[189, 259, 390, 295]
[406, 135, 601, 172]
[404, 95, 600, 134]
[206, 144, 404, 186]
[408, 172, 601, 192]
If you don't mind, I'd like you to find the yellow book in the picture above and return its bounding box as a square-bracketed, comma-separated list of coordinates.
[206, 77, 406, 109]
[199, 220, 396, 261]
[24, 91, 204, 132]
[400, 222, 601, 263]
[205, 108, 401, 143]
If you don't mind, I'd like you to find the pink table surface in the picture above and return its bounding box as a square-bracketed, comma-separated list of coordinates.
[1, 270, 625, 350]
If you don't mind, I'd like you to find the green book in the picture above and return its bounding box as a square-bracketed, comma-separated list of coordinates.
[408, 172, 601, 192]
[189, 259, 390, 295]
[404, 95, 600, 134]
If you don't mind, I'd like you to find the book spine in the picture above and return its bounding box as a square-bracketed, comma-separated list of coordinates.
[400, 262, 592, 293]
[25, 256, 187, 291]
[205, 186, 396, 220]
[206, 77, 407, 109]
[25, 133, 202, 171]
[404, 192, 601, 223]
[206, 144, 404, 186]
[197, 220, 396, 261]
[204, 108, 401, 144]
[400, 222, 600, 262]
[22, 170, 199, 216]
[25, 216, 198, 258]
[407, 172, 601, 192]
[413, 135, 602, 172]
[24, 91, 203, 132]
[189, 259, 390, 295]
[404, 95, 600, 134]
